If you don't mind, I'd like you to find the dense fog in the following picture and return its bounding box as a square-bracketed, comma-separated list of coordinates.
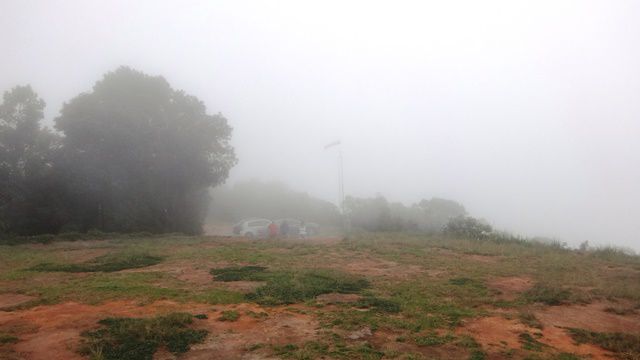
[1, 1, 639, 249]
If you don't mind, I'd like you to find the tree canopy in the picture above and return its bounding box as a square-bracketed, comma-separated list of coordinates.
[0, 67, 236, 236]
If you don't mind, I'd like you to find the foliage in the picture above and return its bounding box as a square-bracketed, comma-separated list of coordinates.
[0, 85, 64, 236]
[211, 266, 371, 305]
[344, 195, 468, 233]
[418, 197, 467, 232]
[414, 332, 455, 346]
[356, 296, 401, 313]
[218, 310, 240, 321]
[0, 333, 18, 344]
[212, 265, 370, 305]
[523, 284, 571, 305]
[210, 265, 268, 281]
[567, 328, 640, 359]
[31, 252, 162, 272]
[79, 313, 207, 360]
[53, 67, 236, 234]
[519, 332, 547, 351]
[443, 216, 492, 239]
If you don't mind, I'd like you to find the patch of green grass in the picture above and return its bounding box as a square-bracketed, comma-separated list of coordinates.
[566, 327, 640, 359]
[242, 268, 369, 305]
[79, 312, 207, 360]
[245, 310, 269, 319]
[519, 311, 544, 329]
[414, 332, 455, 346]
[31, 252, 162, 273]
[210, 265, 268, 281]
[604, 307, 636, 316]
[469, 350, 487, 360]
[519, 332, 547, 352]
[523, 284, 571, 305]
[0, 333, 18, 344]
[356, 296, 401, 313]
[449, 277, 484, 288]
[218, 310, 240, 321]
[247, 343, 265, 351]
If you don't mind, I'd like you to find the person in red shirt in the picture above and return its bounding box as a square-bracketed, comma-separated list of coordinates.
[268, 221, 279, 238]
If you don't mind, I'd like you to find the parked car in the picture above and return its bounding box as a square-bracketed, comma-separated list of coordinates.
[232, 218, 271, 238]
[274, 218, 320, 236]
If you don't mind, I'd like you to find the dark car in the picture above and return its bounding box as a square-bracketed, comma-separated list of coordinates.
[274, 218, 319, 236]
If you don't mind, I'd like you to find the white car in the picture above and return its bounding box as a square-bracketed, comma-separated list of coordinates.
[232, 218, 271, 238]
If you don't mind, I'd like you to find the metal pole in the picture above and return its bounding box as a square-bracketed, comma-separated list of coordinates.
[338, 149, 350, 233]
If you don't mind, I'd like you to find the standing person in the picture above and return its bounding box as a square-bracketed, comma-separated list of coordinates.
[268, 221, 279, 238]
[298, 220, 307, 239]
[280, 220, 290, 238]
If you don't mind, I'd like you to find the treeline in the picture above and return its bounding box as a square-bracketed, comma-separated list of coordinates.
[344, 195, 470, 233]
[0, 67, 236, 236]
[208, 180, 341, 225]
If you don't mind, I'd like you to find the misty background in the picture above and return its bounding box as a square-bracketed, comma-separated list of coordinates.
[1, 1, 639, 248]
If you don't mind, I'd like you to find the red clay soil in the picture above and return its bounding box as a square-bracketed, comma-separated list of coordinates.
[183, 303, 318, 359]
[0, 294, 37, 310]
[534, 301, 640, 334]
[332, 255, 423, 279]
[124, 260, 228, 288]
[488, 276, 534, 300]
[0, 301, 318, 360]
[370, 329, 469, 360]
[457, 316, 612, 359]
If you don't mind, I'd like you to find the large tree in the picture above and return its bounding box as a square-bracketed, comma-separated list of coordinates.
[55, 67, 236, 234]
[0, 86, 62, 235]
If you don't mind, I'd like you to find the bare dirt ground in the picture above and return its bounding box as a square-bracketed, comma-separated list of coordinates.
[534, 301, 640, 334]
[0, 301, 318, 360]
[2, 235, 639, 359]
[488, 276, 534, 300]
[456, 316, 613, 359]
[0, 294, 37, 310]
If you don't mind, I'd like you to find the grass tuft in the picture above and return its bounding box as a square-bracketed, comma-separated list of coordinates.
[519, 332, 547, 351]
[31, 252, 162, 273]
[210, 266, 268, 281]
[356, 296, 401, 313]
[211, 266, 370, 305]
[566, 327, 640, 359]
[414, 332, 455, 346]
[0, 333, 18, 344]
[523, 284, 571, 305]
[218, 310, 240, 322]
[79, 312, 207, 360]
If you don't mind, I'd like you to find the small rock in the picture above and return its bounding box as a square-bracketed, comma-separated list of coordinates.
[348, 326, 372, 340]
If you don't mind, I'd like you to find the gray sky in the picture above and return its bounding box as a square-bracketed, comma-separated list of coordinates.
[2, 0, 639, 249]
